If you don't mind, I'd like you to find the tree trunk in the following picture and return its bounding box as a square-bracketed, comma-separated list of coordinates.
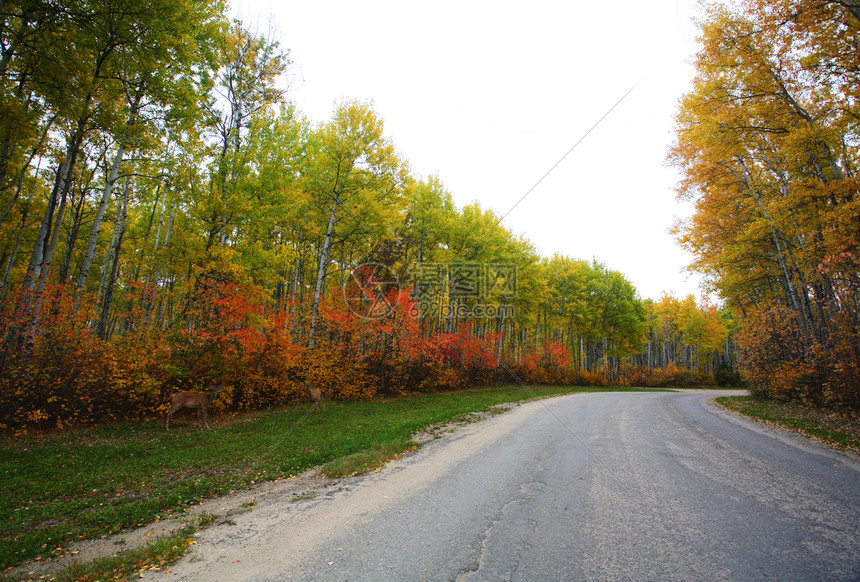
[97, 177, 130, 339]
[0, 110, 57, 228]
[75, 129, 132, 295]
[0, 209, 27, 303]
[20, 153, 69, 296]
[309, 194, 339, 349]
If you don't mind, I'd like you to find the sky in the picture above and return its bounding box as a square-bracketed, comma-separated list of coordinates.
[230, 0, 707, 302]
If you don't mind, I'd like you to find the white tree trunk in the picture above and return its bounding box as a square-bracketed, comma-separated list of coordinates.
[308, 195, 339, 349]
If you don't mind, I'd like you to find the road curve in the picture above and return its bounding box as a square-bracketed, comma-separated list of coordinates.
[153, 390, 860, 581]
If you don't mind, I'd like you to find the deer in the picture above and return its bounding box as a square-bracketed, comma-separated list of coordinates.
[305, 382, 322, 413]
[163, 385, 221, 430]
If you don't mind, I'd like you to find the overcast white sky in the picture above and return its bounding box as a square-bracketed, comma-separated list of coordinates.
[231, 0, 707, 302]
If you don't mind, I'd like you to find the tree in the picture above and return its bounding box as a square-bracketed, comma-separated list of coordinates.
[670, 0, 860, 406]
[302, 100, 407, 348]
[203, 20, 289, 251]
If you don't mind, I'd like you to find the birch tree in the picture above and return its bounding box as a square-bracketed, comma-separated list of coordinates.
[303, 100, 406, 348]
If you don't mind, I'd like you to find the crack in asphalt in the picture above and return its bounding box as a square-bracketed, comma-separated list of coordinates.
[455, 480, 547, 581]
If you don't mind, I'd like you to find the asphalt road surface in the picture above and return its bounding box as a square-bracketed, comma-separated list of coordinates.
[154, 390, 860, 581]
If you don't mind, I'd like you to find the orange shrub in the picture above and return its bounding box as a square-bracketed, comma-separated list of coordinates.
[434, 367, 467, 390]
[577, 369, 609, 387]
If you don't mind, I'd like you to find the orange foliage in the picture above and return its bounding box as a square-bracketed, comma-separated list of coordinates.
[0, 281, 741, 432]
[736, 305, 813, 402]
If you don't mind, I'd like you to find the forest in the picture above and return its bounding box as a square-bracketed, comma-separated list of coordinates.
[671, 0, 860, 409]
[1, 0, 854, 431]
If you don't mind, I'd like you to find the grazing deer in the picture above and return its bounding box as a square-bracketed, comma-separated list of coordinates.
[306, 382, 322, 413]
[163, 385, 221, 430]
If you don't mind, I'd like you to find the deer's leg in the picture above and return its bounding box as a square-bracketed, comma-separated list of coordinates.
[164, 404, 181, 430]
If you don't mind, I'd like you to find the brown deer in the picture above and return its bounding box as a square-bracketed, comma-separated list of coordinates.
[306, 382, 322, 413]
[163, 385, 221, 430]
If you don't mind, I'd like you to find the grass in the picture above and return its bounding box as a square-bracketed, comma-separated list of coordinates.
[716, 396, 860, 451]
[0, 384, 651, 572]
[0, 521, 201, 582]
[318, 437, 416, 478]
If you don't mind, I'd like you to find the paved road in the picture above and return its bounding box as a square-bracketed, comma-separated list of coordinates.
[156, 391, 860, 581]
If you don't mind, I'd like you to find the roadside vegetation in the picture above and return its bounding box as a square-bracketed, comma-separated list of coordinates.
[0, 0, 739, 438]
[0, 385, 651, 575]
[2, 522, 204, 582]
[717, 396, 860, 452]
[671, 0, 859, 411]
